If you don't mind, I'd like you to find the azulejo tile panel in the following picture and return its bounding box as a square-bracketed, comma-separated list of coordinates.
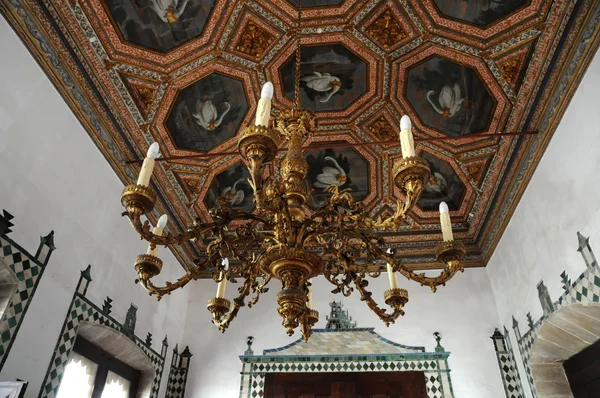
[165, 345, 192, 398]
[491, 328, 524, 398]
[0, 222, 54, 371]
[239, 329, 454, 398]
[39, 266, 167, 398]
[498, 231, 600, 398]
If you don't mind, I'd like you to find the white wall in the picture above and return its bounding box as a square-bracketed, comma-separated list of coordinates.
[486, 49, 600, 397]
[0, 18, 190, 398]
[182, 268, 504, 398]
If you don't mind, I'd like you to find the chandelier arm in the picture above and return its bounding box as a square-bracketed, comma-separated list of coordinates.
[272, 199, 297, 246]
[360, 186, 423, 231]
[136, 255, 218, 300]
[125, 209, 272, 246]
[393, 267, 461, 293]
[137, 272, 195, 300]
[248, 273, 272, 308]
[322, 265, 354, 297]
[246, 158, 269, 210]
[210, 266, 257, 333]
[124, 210, 216, 245]
[341, 229, 462, 292]
[350, 271, 404, 326]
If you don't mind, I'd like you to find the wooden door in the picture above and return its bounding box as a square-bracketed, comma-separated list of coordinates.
[264, 371, 427, 398]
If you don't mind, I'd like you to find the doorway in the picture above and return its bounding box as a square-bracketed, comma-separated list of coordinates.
[264, 371, 427, 398]
[564, 338, 600, 397]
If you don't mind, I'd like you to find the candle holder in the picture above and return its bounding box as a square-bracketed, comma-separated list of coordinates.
[435, 240, 466, 272]
[207, 297, 231, 326]
[134, 253, 163, 281]
[300, 309, 319, 342]
[393, 156, 431, 194]
[237, 125, 281, 164]
[384, 288, 409, 315]
[121, 184, 156, 216]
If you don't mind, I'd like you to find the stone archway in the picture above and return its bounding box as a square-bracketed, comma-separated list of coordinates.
[530, 304, 600, 397]
[77, 322, 156, 398]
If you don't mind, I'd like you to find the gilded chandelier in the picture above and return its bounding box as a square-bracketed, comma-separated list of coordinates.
[120, 5, 465, 342]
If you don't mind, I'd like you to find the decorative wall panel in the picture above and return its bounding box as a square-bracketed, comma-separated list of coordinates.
[239, 328, 454, 398]
[165, 345, 192, 398]
[39, 266, 168, 398]
[498, 232, 600, 397]
[490, 328, 524, 398]
[0, 210, 54, 371]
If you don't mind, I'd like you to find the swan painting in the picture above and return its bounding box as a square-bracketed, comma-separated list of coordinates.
[301, 72, 342, 103]
[314, 156, 348, 190]
[426, 83, 465, 117]
[147, 0, 191, 23]
[424, 171, 448, 195]
[221, 178, 246, 206]
[192, 100, 231, 131]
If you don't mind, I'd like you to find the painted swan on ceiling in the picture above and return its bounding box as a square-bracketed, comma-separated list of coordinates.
[301, 72, 342, 103]
[221, 178, 246, 206]
[314, 156, 347, 190]
[425, 171, 448, 195]
[148, 0, 191, 23]
[192, 100, 231, 131]
[427, 83, 465, 117]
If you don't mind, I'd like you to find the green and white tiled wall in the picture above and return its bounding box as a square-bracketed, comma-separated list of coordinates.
[493, 232, 600, 398]
[239, 327, 455, 398]
[39, 265, 168, 398]
[0, 210, 54, 371]
[0, 210, 192, 398]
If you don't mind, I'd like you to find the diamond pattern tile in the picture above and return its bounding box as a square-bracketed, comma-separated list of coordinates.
[39, 271, 166, 398]
[240, 329, 454, 398]
[0, 236, 47, 371]
[510, 234, 600, 398]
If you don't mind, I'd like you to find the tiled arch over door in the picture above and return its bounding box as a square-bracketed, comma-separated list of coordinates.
[239, 328, 455, 398]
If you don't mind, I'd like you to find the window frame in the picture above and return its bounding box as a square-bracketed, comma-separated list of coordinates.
[73, 335, 141, 398]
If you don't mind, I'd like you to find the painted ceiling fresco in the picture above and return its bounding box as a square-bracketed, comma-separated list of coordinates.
[4, 0, 599, 273]
[433, 0, 531, 27]
[104, 0, 216, 52]
[280, 44, 368, 112]
[166, 73, 248, 151]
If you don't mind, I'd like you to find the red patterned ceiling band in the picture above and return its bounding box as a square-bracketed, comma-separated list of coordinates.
[125, 131, 538, 164]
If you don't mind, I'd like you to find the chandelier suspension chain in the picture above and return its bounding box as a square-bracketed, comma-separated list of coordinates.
[294, 0, 303, 107]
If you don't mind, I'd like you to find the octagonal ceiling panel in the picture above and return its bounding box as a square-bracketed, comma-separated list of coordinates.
[405, 56, 497, 136]
[418, 152, 466, 212]
[412, 0, 547, 48]
[165, 73, 248, 152]
[103, 0, 216, 53]
[280, 44, 368, 112]
[305, 147, 369, 210]
[432, 0, 531, 27]
[11, 0, 598, 272]
[204, 163, 255, 212]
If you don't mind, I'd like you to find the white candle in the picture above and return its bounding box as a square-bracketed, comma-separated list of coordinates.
[399, 115, 416, 158]
[137, 142, 160, 186]
[439, 201, 454, 242]
[255, 82, 273, 127]
[386, 263, 399, 289]
[147, 214, 168, 256]
[216, 258, 229, 298]
[307, 279, 313, 308]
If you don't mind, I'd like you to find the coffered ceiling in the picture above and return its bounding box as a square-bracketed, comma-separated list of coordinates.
[2, 0, 600, 275]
